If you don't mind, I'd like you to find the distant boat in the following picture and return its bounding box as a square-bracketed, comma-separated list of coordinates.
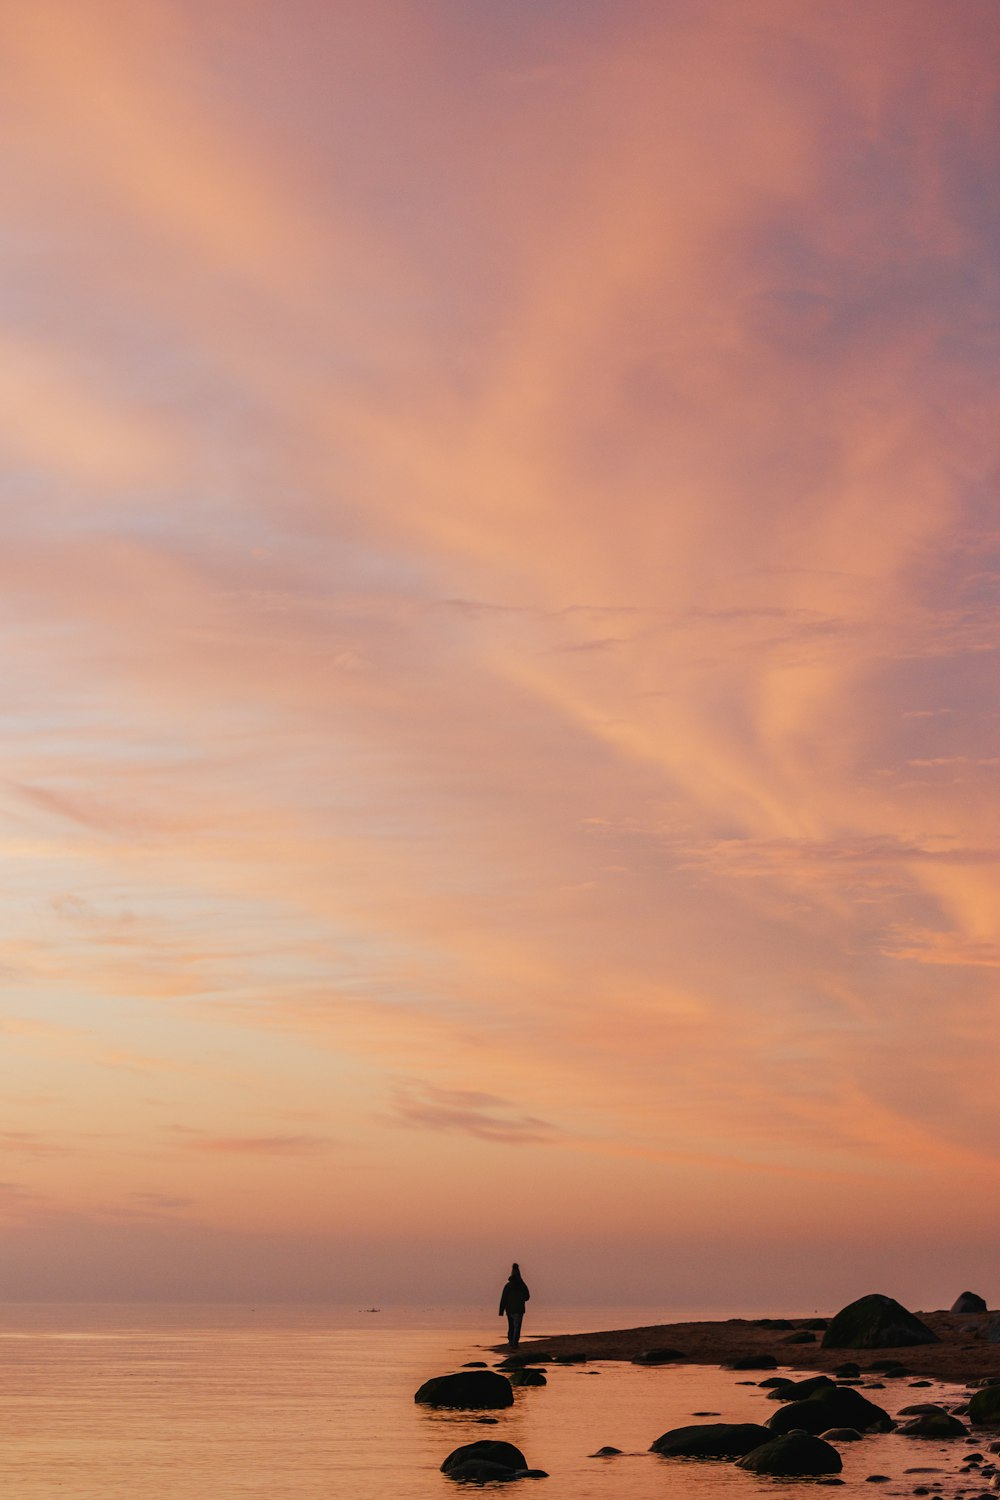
[360, 1307, 381, 1313]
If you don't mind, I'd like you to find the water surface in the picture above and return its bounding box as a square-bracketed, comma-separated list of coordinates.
[0, 1304, 975, 1499]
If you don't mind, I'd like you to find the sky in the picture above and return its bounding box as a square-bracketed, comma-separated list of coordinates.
[1, 0, 999, 1310]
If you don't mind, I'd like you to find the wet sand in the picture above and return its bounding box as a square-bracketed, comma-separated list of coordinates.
[499, 1309, 1000, 1386]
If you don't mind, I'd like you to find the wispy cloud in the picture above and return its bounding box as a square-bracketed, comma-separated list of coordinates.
[388, 1080, 562, 1146]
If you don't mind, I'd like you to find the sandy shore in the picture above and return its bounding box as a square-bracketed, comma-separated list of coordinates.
[496, 1310, 1000, 1386]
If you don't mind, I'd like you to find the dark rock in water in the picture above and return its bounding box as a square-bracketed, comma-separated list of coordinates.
[822, 1295, 939, 1350]
[953, 1292, 989, 1315]
[444, 1459, 521, 1483]
[650, 1422, 771, 1458]
[722, 1354, 778, 1369]
[442, 1442, 527, 1475]
[909, 1379, 932, 1387]
[691, 1411, 720, 1416]
[631, 1347, 686, 1364]
[820, 1427, 864, 1441]
[754, 1318, 793, 1329]
[834, 1362, 861, 1378]
[785, 1331, 817, 1343]
[899, 1412, 969, 1438]
[553, 1353, 589, 1364]
[497, 1352, 554, 1369]
[474, 1417, 498, 1425]
[508, 1368, 546, 1387]
[899, 1404, 951, 1416]
[864, 1475, 890, 1483]
[589, 1447, 621, 1457]
[969, 1384, 1000, 1424]
[519, 1470, 548, 1479]
[759, 1376, 793, 1389]
[769, 1375, 836, 1403]
[766, 1385, 892, 1436]
[416, 1371, 514, 1409]
[737, 1432, 843, 1475]
[463, 1361, 488, 1368]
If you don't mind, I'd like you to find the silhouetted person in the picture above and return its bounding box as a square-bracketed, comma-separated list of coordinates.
[498, 1262, 530, 1347]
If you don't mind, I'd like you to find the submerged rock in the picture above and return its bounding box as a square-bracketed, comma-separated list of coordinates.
[737, 1432, 843, 1475]
[508, 1368, 546, 1387]
[766, 1384, 893, 1436]
[768, 1375, 836, 1402]
[631, 1347, 686, 1364]
[820, 1427, 864, 1441]
[650, 1422, 771, 1458]
[441, 1441, 547, 1483]
[898, 1412, 969, 1438]
[442, 1442, 527, 1475]
[416, 1370, 514, 1409]
[822, 1294, 939, 1350]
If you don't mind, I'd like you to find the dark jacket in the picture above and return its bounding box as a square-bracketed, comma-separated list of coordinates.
[499, 1276, 530, 1315]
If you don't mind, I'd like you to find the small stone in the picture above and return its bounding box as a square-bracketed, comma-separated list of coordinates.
[588, 1447, 621, 1458]
[866, 1476, 891, 1483]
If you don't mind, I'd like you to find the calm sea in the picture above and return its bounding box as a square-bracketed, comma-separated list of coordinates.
[0, 1303, 972, 1498]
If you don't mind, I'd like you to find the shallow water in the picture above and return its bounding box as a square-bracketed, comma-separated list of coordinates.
[0, 1304, 981, 1499]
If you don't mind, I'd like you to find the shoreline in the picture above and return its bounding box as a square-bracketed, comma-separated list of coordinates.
[495, 1309, 1000, 1387]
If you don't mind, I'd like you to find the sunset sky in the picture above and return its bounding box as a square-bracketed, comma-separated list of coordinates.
[2, 0, 999, 1308]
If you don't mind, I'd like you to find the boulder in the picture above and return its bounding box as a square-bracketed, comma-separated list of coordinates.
[953, 1292, 989, 1315]
[820, 1428, 864, 1441]
[508, 1368, 546, 1386]
[969, 1385, 1000, 1425]
[588, 1447, 621, 1457]
[416, 1371, 514, 1409]
[801, 1318, 829, 1331]
[834, 1362, 861, 1378]
[769, 1375, 836, 1402]
[442, 1442, 527, 1475]
[443, 1460, 521, 1482]
[650, 1422, 772, 1458]
[631, 1347, 686, 1364]
[737, 1432, 843, 1475]
[785, 1331, 817, 1343]
[898, 1412, 968, 1438]
[766, 1385, 893, 1436]
[822, 1295, 939, 1349]
[898, 1403, 950, 1416]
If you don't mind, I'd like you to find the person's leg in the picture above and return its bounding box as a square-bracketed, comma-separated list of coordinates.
[510, 1311, 522, 1346]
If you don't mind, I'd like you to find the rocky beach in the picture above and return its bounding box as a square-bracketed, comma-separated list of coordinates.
[503, 1297, 1000, 1389]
